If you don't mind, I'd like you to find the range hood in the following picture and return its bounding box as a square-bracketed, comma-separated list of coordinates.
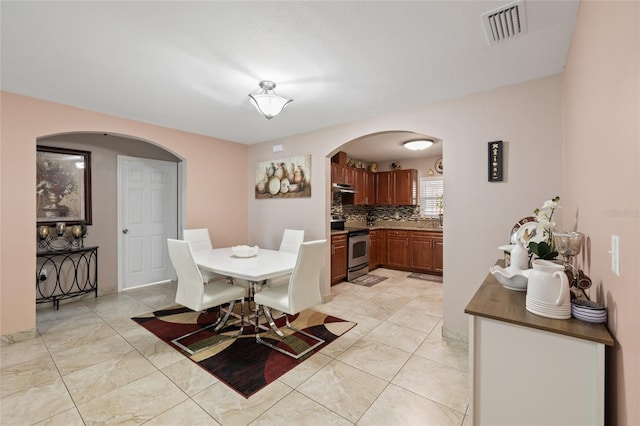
[332, 183, 357, 194]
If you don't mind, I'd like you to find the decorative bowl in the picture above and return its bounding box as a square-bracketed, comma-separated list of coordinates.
[490, 265, 531, 291]
[232, 245, 259, 258]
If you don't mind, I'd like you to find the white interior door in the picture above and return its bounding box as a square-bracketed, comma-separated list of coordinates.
[118, 156, 178, 290]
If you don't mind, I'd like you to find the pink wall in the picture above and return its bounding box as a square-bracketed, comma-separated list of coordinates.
[0, 92, 248, 336]
[563, 2, 639, 424]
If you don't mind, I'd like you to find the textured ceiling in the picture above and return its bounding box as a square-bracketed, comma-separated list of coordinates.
[1, 0, 579, 155]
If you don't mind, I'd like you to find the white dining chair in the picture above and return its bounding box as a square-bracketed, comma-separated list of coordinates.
[279, 229, 305, 254]
[167, 239, 245, 355]
[183, 228, 225, 284]
[265, 229, 305, 289]
[254, 239, 326, 359]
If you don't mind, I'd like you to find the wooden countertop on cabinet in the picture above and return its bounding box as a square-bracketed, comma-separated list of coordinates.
[465, 263, 613, 426]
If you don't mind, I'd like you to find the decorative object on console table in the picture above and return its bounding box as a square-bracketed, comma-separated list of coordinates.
[488, 140, 503, 182]
[36, 146, 92, 225]
[37, 224, 84, 251]
[524, 196, 560, 262]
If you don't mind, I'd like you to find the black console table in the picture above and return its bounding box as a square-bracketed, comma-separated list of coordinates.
[36, 246, 98, 309]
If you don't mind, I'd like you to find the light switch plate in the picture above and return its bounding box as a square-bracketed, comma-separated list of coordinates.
[611, 235, 620, 276]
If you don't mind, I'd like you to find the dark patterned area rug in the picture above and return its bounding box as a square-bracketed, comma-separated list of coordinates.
[408, 272, 443, 282]
[349, 274, 388, 287]
[131, 306, 356, 398]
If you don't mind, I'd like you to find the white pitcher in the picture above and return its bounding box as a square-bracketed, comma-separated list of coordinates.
[527, 259, 569, 305]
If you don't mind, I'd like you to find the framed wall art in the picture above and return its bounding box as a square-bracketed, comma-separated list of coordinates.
[255, 154, 311, 199]
[36, 146, 92, 225]
[488, 140, 503, 182]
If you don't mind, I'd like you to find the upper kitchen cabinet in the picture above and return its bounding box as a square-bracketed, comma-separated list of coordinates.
[375, 171, 392, 205]
[344, 168, 372, 205]
[393, 169, 418, 205]
[375, 169, 418, 205]
[331, 162, 348, 185]
[331, 151, 355, 186]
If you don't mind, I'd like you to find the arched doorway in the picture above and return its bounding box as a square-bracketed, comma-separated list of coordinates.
[37, 132, 185, 296]
[327, 130, 444, 286]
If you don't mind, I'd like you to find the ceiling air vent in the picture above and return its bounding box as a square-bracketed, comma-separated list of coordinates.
[482, 0, 528, 45]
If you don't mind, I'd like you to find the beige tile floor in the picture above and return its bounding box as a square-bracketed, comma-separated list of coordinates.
[1, 268, 469, 425]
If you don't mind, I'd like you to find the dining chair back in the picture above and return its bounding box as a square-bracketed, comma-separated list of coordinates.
[286, 239, 325, 313]
[167, 239, 245, 354]
[254, 239, 327, 358]
[183, 228, 223, 284]
[168, 239, 206, 310]
[183, 228, 213, 252]
[278, 229, 305, 254]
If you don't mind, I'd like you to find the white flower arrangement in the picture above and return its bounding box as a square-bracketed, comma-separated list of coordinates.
[528, 196, 560, 260]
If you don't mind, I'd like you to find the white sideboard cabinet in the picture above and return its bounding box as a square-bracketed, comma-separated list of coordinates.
[465, 267, 614, 426]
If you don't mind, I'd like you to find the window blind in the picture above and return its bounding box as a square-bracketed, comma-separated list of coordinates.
[419, 177, 443, 217]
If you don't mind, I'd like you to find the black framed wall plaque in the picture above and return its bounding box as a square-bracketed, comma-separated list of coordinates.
[488, 140, 503, 182]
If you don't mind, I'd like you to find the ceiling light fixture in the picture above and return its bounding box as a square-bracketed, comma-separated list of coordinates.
[248, 80, 293, 120]
[403, 139, 434, 151]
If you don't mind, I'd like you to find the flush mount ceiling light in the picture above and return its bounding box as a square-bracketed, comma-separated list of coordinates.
[248, 80, 293, 120]
[403, 139, 434, 151]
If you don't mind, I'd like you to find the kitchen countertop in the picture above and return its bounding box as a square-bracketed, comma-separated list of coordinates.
[331, 223, 444, 236]
[465, 262, 614, 346]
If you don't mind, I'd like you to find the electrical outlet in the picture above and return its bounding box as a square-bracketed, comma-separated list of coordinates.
[39, 268, 48, 281]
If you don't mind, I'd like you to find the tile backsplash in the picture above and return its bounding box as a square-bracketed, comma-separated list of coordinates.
[331, 192, 440, 226]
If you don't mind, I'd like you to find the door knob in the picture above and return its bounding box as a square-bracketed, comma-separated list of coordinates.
[122, 228, 129, 234]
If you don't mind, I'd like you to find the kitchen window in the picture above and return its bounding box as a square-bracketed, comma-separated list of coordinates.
[419, 177, 443, 217]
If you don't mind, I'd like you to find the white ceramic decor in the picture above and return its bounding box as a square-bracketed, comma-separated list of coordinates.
[526, 259, 570, 319]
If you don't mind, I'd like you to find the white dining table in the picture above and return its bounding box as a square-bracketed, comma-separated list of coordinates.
[192, 247, 297, 286]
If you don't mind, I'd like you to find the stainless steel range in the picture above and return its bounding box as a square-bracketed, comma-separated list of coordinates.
[331, 215, 370, 281]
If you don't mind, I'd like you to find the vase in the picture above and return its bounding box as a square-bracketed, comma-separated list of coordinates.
[510, 240, 529, 270]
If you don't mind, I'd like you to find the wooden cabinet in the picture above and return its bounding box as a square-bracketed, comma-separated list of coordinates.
[330, 234, 347, 285]
[375, 171, 393, 205]
[345, 168, 373, 205]
[409, 232, 432, 271]
[378, 229, 442, 274]
[341, 168, 375, 206]
[366, 171, 376, 206]
[369, 229, 380, 270]
[331, 163, 356, 186]
[409, 231, 443, 274]
[432, 237, 444, 274]
[343, 166, 355, 186]
[331, 163, 347, 185]
[384, 230, 409, 269]
[374, 170, 418, 205]
[393, 169, 418, 205]
[353, 168, 366, 205]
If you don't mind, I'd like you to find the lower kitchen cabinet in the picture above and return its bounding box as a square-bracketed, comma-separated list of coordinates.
[379, 229, 442, 274]
[432, 237, 444, 274]
[384, 230, 409, 269]
[410, 231, 443, 274]
[369, 229, 380, 270]
[330, 234, 347, 285]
